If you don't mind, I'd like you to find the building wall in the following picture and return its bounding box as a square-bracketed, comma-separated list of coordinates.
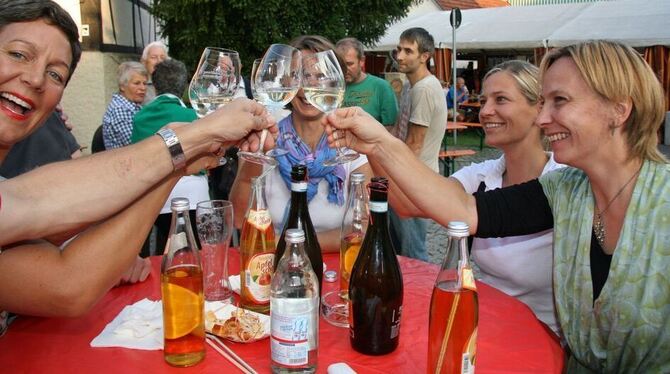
[61, 52, 139, 153]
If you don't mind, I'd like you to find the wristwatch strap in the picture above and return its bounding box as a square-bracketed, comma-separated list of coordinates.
[156, 128, 186, 170]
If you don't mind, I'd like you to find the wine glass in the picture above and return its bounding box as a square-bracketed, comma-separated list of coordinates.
[249, 58, 262, 101]
[188, 47, 241, 118]
[238, 44, 302, 166]
[302, 50, 358, 166]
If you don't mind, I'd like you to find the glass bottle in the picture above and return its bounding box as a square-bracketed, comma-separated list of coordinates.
[349, 177, 403, 355]
[275, 164, 323, 291]
[339, 172, 368, 299]
[428, 221, 478, 374]
[270, 229, 319, 373]
[160, 197, 205, 367]
[240, 177, 275, 314]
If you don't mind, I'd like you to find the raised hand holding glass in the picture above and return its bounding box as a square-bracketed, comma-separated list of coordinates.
[189, 48, 241, 118]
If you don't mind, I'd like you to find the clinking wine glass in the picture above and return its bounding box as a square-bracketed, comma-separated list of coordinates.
[188, 47, 241, 118]
[302, 49, 359, 166]
[238, 44, 302, 166]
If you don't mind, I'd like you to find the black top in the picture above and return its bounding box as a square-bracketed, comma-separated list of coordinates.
[474, 179, 613, 301]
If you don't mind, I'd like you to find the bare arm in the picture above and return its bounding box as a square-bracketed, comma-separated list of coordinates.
[0, 99, 276, 246]
[323, 107, 479, 234]
[404, 123, 427, 156]
[0, 175, 178, 317]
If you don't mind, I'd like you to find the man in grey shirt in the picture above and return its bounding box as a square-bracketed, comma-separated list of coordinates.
[390, 27, 448, 261]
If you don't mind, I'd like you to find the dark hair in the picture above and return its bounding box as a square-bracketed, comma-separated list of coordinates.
[0, 0, 81, 83]
[399, 27, 435, 56]
[289, 35, 345, 74]
[152, 59, 188, 96]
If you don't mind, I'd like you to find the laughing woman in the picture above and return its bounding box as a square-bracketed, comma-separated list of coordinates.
[324, 40, 669, 372]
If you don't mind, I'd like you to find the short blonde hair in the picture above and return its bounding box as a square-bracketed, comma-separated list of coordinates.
[484, 60, 540, 105]
[540, 40, 667, 163]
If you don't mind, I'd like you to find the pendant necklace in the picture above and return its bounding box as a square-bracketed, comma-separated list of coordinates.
[593, 164, 642, 248]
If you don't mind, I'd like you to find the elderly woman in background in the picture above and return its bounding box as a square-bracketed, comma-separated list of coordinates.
[131, 59, 209, 256]
[140, 40, 168, 103]
[324, 40, 669, 372]
[102, 61, 147, 149]
[230, 35, 373, 253]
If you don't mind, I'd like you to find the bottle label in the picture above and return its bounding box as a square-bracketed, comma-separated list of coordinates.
[461, 327, 477, 374]
[244, 253, 274, 303]
[247, 209, 272, 231]
[291, 182, 308, 192]
[369, 201, 388, 212]
[460, 266, 477, 292]
[169, 232, 188, 252]
[390, 305, 402, 339]
[271, 311, 310, 366]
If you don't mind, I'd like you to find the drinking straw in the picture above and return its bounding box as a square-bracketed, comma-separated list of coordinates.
[434, 291, 461, 374]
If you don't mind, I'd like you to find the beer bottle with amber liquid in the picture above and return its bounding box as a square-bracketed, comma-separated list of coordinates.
[428, 221, 478, 374]
[349, 177, 403, 355]
[339, 172, 368, 300]
[161, 197, 205, 367]
[275, 165, 323, 290]
[240, 177, 275, 314]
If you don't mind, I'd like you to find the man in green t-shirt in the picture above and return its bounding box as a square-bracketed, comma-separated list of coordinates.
[336, 37, 398, 126]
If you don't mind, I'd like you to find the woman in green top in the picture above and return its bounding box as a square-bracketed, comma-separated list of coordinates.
[322, 40, 669, 372]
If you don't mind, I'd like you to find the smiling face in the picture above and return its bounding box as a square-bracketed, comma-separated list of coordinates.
[120, 73, 147, 104]
[478, 71, 541, 150]
[0, 19, 72, 152]
[291, 49, 325, 122]
[537, 57, 620, 168]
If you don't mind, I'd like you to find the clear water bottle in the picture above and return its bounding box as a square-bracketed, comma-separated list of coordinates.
[161, 197, 205, 367]
[270, 229, 319, 373]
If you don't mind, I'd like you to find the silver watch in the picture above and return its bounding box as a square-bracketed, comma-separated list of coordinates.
[156, 128, 186, 170]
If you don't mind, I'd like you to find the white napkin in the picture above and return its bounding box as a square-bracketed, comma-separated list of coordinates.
[229, 275, 241, 295]
[90, 298, 163, 350]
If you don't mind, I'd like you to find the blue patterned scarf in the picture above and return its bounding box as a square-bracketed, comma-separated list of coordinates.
[275, 114, 346, 206]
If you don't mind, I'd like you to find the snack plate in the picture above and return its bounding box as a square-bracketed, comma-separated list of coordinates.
[205, 302, 270, 343]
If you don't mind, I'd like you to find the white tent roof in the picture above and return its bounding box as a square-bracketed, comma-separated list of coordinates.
[369, 0, 670, 51]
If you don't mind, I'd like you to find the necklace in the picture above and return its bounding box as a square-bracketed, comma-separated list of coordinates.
[593, 164, 642, 248]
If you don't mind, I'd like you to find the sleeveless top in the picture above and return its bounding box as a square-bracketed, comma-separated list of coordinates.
[540, 160, 670, 372]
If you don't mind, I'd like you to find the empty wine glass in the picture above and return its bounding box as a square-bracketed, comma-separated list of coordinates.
[302, 49, 358, 166]
[189, 47, 241, 118]
[249, 58, 262, 102]
[238, 44, 302, 166]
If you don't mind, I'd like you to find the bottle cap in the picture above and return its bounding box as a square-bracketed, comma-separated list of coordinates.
[170, 197, 190, 212]
[324, 270, 337, 282]
[291, 164, 307, 182]
[285, 228, 305, 243]
[447, 221, 469, 237]
[350, 172, 365, 183]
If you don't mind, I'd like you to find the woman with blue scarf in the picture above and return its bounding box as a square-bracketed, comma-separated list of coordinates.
[230, 35, 372, 252]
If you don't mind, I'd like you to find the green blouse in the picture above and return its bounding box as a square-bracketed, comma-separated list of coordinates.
[540, 160, 670, 372]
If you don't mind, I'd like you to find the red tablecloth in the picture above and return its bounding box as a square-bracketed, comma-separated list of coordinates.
[0, 251, 563, 373]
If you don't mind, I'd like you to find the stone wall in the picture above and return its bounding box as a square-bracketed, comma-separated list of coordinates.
[60, 51, 139, 153]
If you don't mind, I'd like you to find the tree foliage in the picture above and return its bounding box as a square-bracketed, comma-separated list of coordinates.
[151, 0, 416, 75]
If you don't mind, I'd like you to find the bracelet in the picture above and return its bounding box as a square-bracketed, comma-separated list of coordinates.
[156, 128, 186, 170]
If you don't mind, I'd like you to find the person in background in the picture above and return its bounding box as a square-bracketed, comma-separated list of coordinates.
[450, 60, 563, 334]
[335, 37, 398, 127]
[230, 35, 373, 253]
[323, 40, 669, 372]
[388, 27, 448, 261]
[131, 59, 209, 256]
[140, 41, 168, 104]
[446, 76, 469, 121]
[0, 0, 276, 337]
[102, 61, 147, 149]
[0, 112, 80, 177]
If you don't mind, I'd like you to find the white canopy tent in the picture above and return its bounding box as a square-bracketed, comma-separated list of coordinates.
[369, 0, 670, 51]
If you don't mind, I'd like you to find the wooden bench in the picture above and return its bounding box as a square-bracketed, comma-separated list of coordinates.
[439, 149, 477, 176]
